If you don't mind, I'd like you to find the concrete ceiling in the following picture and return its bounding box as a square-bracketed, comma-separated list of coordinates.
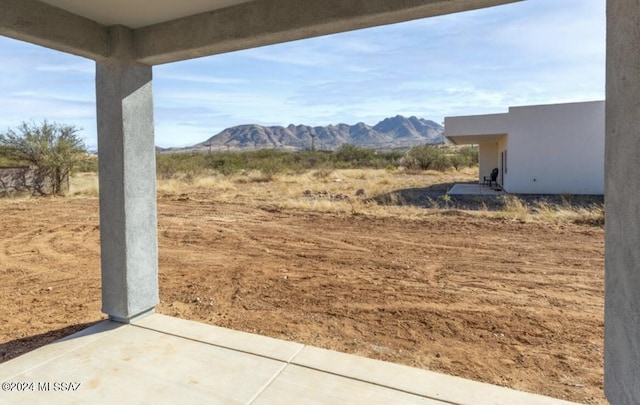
[38, 0, 256, 29]
[1, 0, 523, 64]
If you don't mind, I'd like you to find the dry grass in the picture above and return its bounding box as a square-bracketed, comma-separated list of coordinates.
[0, 195, 41, 208]
[493, 195, 605, 225]
[498, 195, 531, 221]
[69, 172, 99, 196]
[531, 199, 605, 225]
[67, 170, 604, 225]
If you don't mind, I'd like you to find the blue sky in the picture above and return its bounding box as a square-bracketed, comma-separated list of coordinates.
[0, 0, 605, 149]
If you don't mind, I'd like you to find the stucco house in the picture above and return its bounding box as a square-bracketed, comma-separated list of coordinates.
[445, 100, 605, 195]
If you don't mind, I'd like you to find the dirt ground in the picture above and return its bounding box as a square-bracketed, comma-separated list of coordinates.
[0, 193, 605, 404]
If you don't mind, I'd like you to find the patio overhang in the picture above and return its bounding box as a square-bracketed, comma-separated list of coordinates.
[444, 112, 509, 146]
[446, 133, 507, 145]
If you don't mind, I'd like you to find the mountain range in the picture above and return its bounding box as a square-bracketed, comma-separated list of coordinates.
[157, 115, 444, 153]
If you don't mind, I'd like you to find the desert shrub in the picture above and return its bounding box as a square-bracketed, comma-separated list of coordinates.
[243, 150, 290, 175]
[403, 145, 451, 171]
[449, 154, 465, 170]
[291, 151, 333, 171]
[258, 160, 284, 181]
[402, 145, 478, 172]
[76, 155, 98, 172]
[208, 153, 243, 176]
[376, 150, 405, 168]
[458, 146, 479, 165]
[450, 147, 478, 170]
[156, 158, 176, 179]
[333, 144, 375, 166]
[0, 120, 88, 195]
[0, 146, 18, 166]
[331, 145, 404, 169]
[156, 153, 208, 179]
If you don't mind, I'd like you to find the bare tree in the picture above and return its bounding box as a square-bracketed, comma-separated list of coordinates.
[0, 120, 87, 195]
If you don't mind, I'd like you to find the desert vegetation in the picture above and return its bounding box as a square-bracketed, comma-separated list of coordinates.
[0, 121, 91, 195]
[1, 137, 603, 224]
[68, 143, 603, 225]
[155, 144, 478, 180]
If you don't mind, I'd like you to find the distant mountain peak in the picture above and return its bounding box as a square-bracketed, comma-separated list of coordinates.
[159, 115, 444, 153]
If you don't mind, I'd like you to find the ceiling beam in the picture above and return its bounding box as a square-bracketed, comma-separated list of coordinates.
[135, 0, 522, 65]
[0, 0, 109, 60]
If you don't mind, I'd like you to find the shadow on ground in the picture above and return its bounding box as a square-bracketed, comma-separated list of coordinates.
[0, 320, 104, 364]
[368, 181, 604, 211]
[367, 181, 500, 210]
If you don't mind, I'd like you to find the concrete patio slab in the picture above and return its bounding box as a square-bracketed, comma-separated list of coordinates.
[0, 314, 578, 405]
[448, 183, 506, 196]
[253, 364, 445, 405]
[136, 313, 304, 362]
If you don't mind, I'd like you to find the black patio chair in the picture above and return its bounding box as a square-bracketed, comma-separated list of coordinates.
[483, 168, 499, 187]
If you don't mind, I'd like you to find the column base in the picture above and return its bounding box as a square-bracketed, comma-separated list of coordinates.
[109, 308, 156, 324]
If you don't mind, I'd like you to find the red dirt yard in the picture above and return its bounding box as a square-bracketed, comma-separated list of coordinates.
[0, 190, 605, 404]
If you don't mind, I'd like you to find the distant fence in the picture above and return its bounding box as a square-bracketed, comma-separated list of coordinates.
[0, 166, 60, 196]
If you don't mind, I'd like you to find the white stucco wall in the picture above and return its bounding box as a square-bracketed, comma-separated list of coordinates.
[506, 101, 604, 194]
[445, 100, 604, 195]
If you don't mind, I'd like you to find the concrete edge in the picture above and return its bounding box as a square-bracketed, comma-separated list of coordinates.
[290, 346, 579, 405]
[132, 313, 305, 362]
[447, 184, 505, 197]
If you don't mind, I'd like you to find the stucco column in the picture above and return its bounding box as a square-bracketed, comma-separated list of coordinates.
[605, 1, 640, 403]
[95, 26, 158, 323]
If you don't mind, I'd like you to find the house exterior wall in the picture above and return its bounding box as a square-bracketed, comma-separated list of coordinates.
[506, 101, 604, 194]
[446, 100, 604, 195]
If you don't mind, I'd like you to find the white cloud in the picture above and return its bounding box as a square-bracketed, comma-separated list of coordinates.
[34, 62, 94, 74]
[154, 70, 247, 85]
